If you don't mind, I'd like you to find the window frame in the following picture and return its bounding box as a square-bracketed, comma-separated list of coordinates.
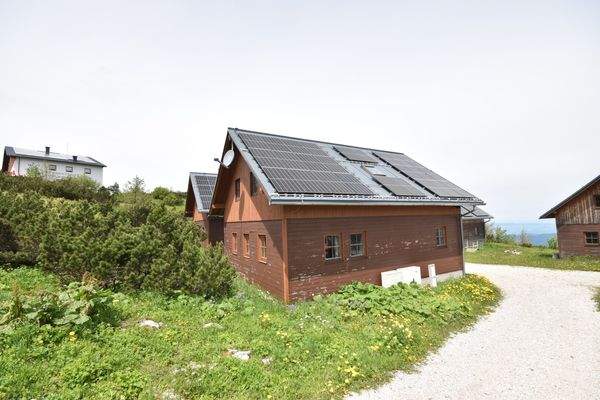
[84, 167, 92, 174]
[48, 164, 57, 171]
[243, 233, 250, 258]
[324, 234, 342, 261]
[435, 227, 447, 247]
[231, 232, 238, 254]
[349, 232, 365, 258]
[594, 195, 600, 209]
[257, 234, 267, 263]
[65, 165, 73, 173]
[234, 179, 241, 201]
[250, 173, 258, 196]
[584, 231, 599, 246]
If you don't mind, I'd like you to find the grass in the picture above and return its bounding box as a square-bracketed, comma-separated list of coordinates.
[594, 288, 600, 312]
[0, 267, 501, 400]
[465, 242, 600, 272]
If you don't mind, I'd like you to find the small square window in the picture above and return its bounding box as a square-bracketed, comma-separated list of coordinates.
[65, 165, 73, 173]
[49, 164, 57, 171]
[594, 195, 600, 208]
[324, 235, 341, 260]
[250, 173, 258, 196]
[235, 179, 241, 201]
[350, 233, 364, 257]
[243, 234, 250, 257]
[84, 167, 91, 174]
[435, 227, 447, 247]
[585, 232, 599, 245]
[231, 232, 238, 254]
[258, 234, 267, 262]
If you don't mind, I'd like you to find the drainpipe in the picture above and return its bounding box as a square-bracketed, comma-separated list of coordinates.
[459, 213, 466, 275]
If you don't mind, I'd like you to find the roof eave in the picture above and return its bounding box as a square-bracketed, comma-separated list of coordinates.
[269, 196, 484, 207]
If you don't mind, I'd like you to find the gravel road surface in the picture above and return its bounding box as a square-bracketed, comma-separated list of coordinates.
[347, 263, 600, 400]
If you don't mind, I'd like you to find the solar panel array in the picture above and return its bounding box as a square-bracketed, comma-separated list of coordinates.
[193, 174, 217, 210]
[239, 133, 373, 195]
[374, 152, 474, 198]
[372, 176, 430, 197]
[334, 146, 379, 163]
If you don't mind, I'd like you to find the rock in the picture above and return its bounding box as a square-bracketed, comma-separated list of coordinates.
[261, 357, 272, 365]
[227, 349, 251, 361]
[203, 322, 223, 330]
[139, 319, 162, 329]
[160, 389, 182, 400]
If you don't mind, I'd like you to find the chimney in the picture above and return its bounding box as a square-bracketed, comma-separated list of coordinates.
[73, 155, 78, 162]
[45, 146, 50, 155]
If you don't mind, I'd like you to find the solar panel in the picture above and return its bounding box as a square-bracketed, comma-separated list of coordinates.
[334, 146, 379, 163]
[239, 133, 373, 195]
[372, 176, 430, 197]
[193, 174, 217, 210]
[374, 152, 474, 198]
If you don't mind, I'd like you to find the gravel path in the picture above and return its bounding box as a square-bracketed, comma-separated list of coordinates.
[347, 263, 600, 400]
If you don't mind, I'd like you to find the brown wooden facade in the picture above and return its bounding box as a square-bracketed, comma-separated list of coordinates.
[213, 144, 465, 302]
[541, 175, 600, 258]
[462, 219, 485, 249]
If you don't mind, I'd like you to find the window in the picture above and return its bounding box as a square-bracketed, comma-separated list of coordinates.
[84, 167, 91, 174]
[585, 232, 599, 246]
[258, 234, 267, 262]
[65, 165, 73, 173]
[231, 232, 238, 254]
[49, 164, 57, 171]
[324, 235, 341, 260]
[435, 227, 447, 247]
[594, 195, 600, 208]
[350, 233, 364, 257]
[250, 173, 258, 196]
[234, 179, 240, 201]
[243, 234, 250, 257]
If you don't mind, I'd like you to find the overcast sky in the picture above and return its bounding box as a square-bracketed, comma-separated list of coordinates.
[1, 1, 599, 221]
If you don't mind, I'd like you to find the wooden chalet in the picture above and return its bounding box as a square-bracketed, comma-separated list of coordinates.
[207, 128, 485, 301]
[184, 172, 223, 244]
[461, 206, 492, 249]
[540, 174, 600, 258]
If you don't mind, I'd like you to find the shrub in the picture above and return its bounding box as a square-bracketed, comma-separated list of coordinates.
[0, 218, 19, 252]
[0, 191, 234, 298]
[485, 224, 515, 244]
[0, 276, 120, 329]
[547, 236, 558, 249]
[0, 173, 112, 203]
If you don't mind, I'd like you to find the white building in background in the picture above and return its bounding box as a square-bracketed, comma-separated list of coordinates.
[2, 146, 106, 185]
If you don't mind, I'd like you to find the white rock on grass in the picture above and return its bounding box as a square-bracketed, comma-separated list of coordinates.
[139, 319, 162, 329]
[202, 322, 223, 330]
[227, 349, 251, 361]
[160, 389, 182, 400]
[261, 357, 272, 365]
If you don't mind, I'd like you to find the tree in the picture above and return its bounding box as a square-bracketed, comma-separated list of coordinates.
[518, 228, 531, 247]
[124, 176, 146, 204]
[25, 165, 43, 178]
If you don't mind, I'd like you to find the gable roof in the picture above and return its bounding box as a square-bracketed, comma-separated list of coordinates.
[189, 172, 217, 212]
[461, 205, 493, 220]
[3, 146, 106, 168]
[220, 128, 483, 207]
[540, 173, 600, 219]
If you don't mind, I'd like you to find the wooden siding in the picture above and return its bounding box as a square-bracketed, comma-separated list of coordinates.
[286, 214, 463, 300]
[557, 224, 600, 258]
[555, 181, 600, 227]
[462, 219, 485, 248]
[224, 220, 286, 299]
[223, 147, 284, 223]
